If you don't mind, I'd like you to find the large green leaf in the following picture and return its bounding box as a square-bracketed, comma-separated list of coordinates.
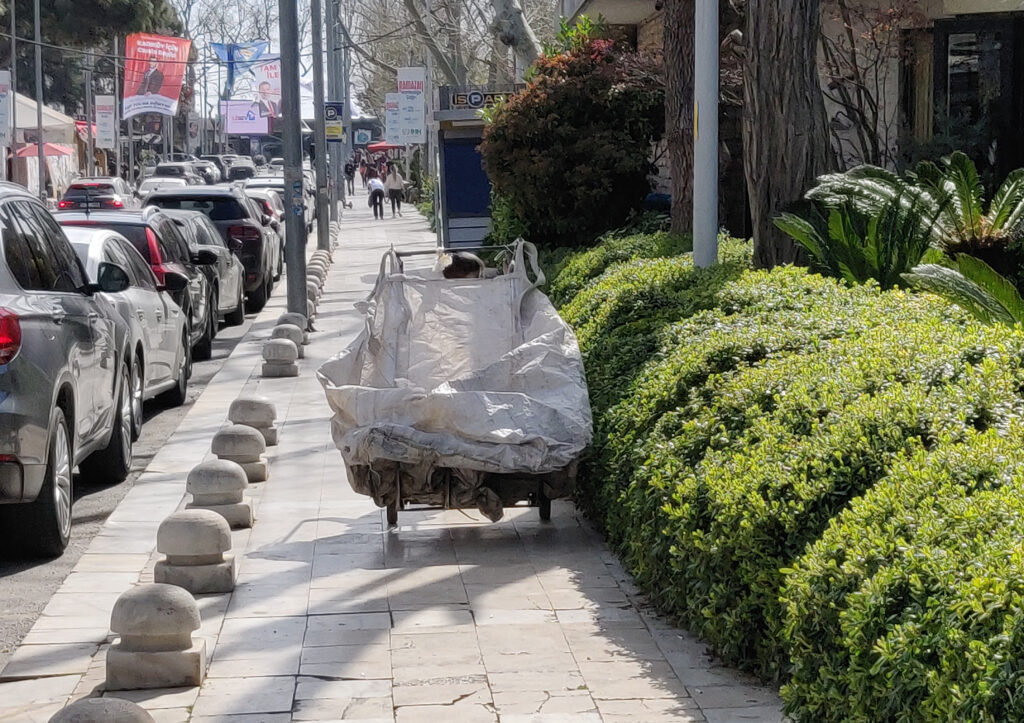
[954, 254, 1024, 323]
[942, 151, 986, 241]
[988, 169, 1024, 236]
[902, 263, 1019, 326]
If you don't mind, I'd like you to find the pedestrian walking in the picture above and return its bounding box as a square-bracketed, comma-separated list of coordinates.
[344, 158, 356, 195]
[384, 165, 405, 217]
[359, 160, 368, 188]
[366, 169, 386, 220]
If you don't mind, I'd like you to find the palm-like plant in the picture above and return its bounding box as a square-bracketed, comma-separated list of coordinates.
[903, 254, 1024, 326]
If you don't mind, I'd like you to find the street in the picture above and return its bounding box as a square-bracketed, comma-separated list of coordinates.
[0, 280, 276, 672]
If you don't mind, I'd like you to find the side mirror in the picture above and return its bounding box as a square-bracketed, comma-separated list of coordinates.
[97, 262, 131, 293]
[192, 248, 219, 266]
[160, 272, 189, 293]
[228, 238, 243, 254]
[260, 215, 271, 227]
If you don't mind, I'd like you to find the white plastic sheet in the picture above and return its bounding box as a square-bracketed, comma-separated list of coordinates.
[317, 241, 592, 519]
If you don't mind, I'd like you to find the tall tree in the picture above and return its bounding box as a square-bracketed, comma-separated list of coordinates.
[743, 0, 832, 268]
[663, 0, 694, 235]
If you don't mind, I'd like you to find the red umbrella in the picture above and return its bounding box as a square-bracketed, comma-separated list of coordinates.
[15, 143, 74, 157]
[367, 141, 403, 152]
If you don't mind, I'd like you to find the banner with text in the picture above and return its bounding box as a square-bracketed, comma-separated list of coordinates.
[219, 100, 269, 135]
[232, 58, 282, 118]
[396, 67, 426, 143]
[123, 33, 191, 119]
[0, 71, 11, 147]
[96, 95, 116, 149]
[385, 93, 401, 145]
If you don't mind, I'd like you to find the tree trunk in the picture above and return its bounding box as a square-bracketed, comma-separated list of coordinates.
[743, 0, 833, 268]
[664, 0, 694, 235]
[492, 0, 543, 80]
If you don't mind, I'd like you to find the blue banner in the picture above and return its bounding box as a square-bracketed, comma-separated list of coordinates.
[209, 41, 271, 97]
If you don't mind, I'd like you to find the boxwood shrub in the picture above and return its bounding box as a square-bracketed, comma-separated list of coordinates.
[546, 231, 1024, 711]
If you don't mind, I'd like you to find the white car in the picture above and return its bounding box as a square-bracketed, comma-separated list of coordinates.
[64, 226, 191, 436]
[138, 177, 187, 200]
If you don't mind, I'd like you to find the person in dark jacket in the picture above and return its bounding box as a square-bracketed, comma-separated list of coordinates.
[136, 57, 164, 96]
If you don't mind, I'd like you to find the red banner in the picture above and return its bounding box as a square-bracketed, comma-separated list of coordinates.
[123, 33, 191, 119]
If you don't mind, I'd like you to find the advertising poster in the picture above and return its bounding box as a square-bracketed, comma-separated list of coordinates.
[325, 102, 345, 142]
[233, 58, 282, 118]
[123, 33, 192, 119]
[385, 93, 401, 145]
[0, 71, 11, 147]
[95, 95, 116, 149]
[209, 41, 270, 96]
[219, 100, 269, 135]
[396, 67, 426, 143]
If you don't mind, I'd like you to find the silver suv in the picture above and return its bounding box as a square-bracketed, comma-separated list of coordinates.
[0, 185, 135, 557]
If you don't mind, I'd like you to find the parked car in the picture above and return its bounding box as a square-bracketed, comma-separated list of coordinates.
[226, 161, 256, 182]
[137, 177, 187, 199]
[166, 153, 197, 163]
[55, 208, 219, 360]
[246, 175, 314, 234]
[0, 184, 137, 555]
[161, 209, 246, 326]
[244, 188, 285, 279]
[144, 187, 278, 312]
[199, 155, 228, 179]
[268, 157, 285, 172]
[63, 226, 190, 435]
[154, 162, 205, 185]
[58, 177, 140, 211]
[191, 160, 220, 184]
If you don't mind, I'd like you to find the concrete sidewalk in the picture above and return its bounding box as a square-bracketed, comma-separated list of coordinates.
[0, 193, 783, 722]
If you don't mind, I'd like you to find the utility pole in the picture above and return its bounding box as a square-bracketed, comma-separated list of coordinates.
[325, 0, 339, 220]
[85, 52, 95, 176]
[33, 0, 43, 200]
[310, 0, 330, 250]
[424, 0, 433, 179]
[114, 37, 121, 177]
[7, 0, 15, 183]
[279, 0, 307, 315]
[692, 0, 719, 268]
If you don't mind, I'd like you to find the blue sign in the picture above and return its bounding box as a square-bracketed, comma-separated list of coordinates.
[325, 102, 345, 142]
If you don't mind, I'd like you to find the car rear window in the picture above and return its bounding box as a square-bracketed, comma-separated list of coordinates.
[148, 197, 246, 222]
[64, 222, 151, 262]
[155, 166, 184, 177]
[66, 183, 116, 196]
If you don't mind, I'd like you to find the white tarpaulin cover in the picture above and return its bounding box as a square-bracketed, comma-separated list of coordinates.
[317, 241, 592, 520]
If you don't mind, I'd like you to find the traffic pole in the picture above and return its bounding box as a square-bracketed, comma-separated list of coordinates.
[310, 0, 330, 251]
[33, 0, 43, 199]
[278, 0, 307, 315]
[325, 0, 340, 219]
[692, 0, 719, 268]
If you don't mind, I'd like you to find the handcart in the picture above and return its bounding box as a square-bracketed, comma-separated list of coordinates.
[317, 240, 592, 525]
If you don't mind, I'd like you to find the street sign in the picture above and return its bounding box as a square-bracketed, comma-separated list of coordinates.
[325, 101, 345, 142]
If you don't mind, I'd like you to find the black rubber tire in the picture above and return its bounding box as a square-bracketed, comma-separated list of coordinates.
[193, 298, 214, 361]
[386, 500, 399, 527]
[160, 332, 190, 407]
[209, 289, 219, 340]
[246, 275, 269, 312]
[275, 245, 283, 281]
[538, 486, 552, 521]
[226, 284, 245, 326]
[13, 408, 74, 557]
[129, 356, 144, 442]
[80, 364, 133, 484]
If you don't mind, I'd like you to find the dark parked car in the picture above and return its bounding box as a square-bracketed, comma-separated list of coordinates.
[58, 177, 140, 211]
[154, 162, 204, 185]
[199, 155, 228, 179]
[145, 186, 277, 312]
[55, 208, 219, 360]
[161, 209, 246, 327]
[226, 162, 256, 182]
[0, 184, 137, 555]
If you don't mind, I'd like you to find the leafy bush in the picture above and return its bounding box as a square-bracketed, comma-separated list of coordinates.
[480, 32, 664, 246]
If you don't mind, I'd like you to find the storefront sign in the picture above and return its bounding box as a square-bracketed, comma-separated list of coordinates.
[448, 90, 510, 110]
[95, 95, 116, 149]
[0, 71, 12, 147]
[325, 102, 345, 142]
[385, 93, 401, 145]
[396, 67, 426, 143]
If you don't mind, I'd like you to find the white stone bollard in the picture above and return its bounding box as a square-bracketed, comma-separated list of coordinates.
[306, 280, 320, 304]
[212, 424, 269, 482]
[261, 339, 299, 379]
[307, 258, 328, 274]
[270, 324, 304, 360]
[106, 584, 206, 690]
[155, 510, 235, 594]
[277, 312, 309, 341]
[228, 395, 279, 445]
[186, 459, 252, 528]
[49, 698, 156, 723]
[306, 270, 324, 289]
[311, 250, 331, 263]
[306, 299, 316, 323]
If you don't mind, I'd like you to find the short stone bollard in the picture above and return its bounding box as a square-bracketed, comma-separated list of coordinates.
[155, 510, 235, 594]
[307, 269, 324, 287]
[306, 299, 316, 323]
[277, 312, 310, 341]
[270, 324, 304, 360]
[306, 280, 320, 304]
[49, 698, 156, 723]
[311, 250, 331, 263]
[261, 338, 299, 379]
[186, 459, 252, 528]
[228, 395, 279, 445]
[106, 584, 206, 690]
[212, 424, 269, 482]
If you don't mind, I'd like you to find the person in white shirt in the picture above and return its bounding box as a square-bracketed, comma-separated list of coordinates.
[366, 169, 386, 220]
[384, 164, 406, 217]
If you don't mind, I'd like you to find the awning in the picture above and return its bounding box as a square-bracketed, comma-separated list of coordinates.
[75, 121, 98, 141]
[15, 142, 74, 157]
[367, 141, 402, 152]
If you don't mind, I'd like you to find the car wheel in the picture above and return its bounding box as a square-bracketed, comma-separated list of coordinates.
[210, 289, 219, 340]
[16, 407, 73, 557]
[275, 245, 283, 281]
[194, 301, 214, 361]
[226, 284, 245, 326]
[130, 356, 144, 442]
[160, 330, 190, 407]
[80, 364, 133, 484]
[246, 275, 269, 312]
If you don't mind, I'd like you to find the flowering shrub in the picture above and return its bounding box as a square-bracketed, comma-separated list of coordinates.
[480, 37, 664, 247]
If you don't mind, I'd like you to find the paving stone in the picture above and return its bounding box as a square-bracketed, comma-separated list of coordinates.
[189, 676, 296, 717]
[578, 660, 691, 700]
[294, 677, 391, 700]
[395, 702, 496, 722]
[110, 686, 200, 709]
[298, 643, 391, 678]
[687, 684, 782, 710]
[391, 608, 474, 632]
[1, 642, 98, 677]
[486, 668, 585, 693]
[0, 675, 79, 709]
[293, 696, 394, 721]
[597, 697, 706, 722]
[491, 689, 598, 716]
[561, 622, 667, 662]
[391, 676, 491, 707]
[501, 715, 603, 723]
[701, 705, 784, 723]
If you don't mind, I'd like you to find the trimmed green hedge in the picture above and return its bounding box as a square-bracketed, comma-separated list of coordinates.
[548, 231, 1024, 717]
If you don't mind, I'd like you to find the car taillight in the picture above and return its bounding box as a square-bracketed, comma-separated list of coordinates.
[147, 228, 167, 285]
[102, 199, 124, 209]
[57, 200, 72, 209]
[228, 225, 262, 244]
[0, 309, 21, 365]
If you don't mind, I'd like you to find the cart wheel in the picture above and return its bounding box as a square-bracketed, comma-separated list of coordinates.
[538, 487, 551, 521]
[386, 500, 399, 527]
